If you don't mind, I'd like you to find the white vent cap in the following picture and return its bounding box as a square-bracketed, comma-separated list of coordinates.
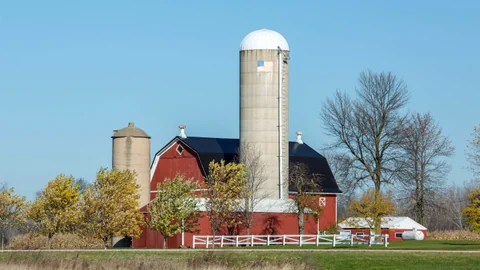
[179, 125, 187, 139]
[296, 132, 303, 144]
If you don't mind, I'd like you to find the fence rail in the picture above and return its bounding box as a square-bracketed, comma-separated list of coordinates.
[192, 234, 389, 248]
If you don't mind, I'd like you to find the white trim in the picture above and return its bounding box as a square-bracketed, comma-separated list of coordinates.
[176, 144, 185, 155]
[150, 138, 180, 181]
[334, 195, 337, 224]
[151, 188, 207, 193]
[289, 192, 342, 195]
[277, 46, 283, 200]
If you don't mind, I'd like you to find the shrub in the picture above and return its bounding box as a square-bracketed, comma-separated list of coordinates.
[7, 233, 104, 249]
[428, 230, 480, 241]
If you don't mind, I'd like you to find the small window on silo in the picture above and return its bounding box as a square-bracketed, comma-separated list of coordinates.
[176, 144, 184, 155]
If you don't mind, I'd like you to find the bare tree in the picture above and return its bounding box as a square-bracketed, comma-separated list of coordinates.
[320, 150, 360, 220]
[238, 143, 269, 235]
[289, 162, 321, 235]
[395, 183, 473, 231]
[397, 113, 454, 224]
[321, 70, 409, 232]
[466, 126, 480, 181]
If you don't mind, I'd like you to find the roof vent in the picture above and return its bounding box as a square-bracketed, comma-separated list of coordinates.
[296, 132, 304, 144]
[179, 125, 187, 139]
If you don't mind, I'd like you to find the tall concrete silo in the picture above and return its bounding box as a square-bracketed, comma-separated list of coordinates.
[112, 122, 151, 207]
[239, 29, 289, 200]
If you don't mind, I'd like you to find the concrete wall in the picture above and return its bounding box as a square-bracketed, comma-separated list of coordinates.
[112, 136, 151, 207]
[239, 49, 289, 199]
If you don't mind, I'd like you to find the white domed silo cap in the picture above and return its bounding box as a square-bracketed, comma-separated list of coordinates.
[240, 29, 289, 51]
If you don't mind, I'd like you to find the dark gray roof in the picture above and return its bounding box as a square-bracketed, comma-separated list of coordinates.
[168, 136, 341, 194]
[112, 122, 150, 138]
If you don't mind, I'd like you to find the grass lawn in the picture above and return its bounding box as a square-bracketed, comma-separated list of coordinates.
[235, 240, 480, 250]
[0, 249, 479, 270]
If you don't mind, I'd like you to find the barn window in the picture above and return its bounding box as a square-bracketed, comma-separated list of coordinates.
[395, 233, 403, 238]
[356, 232, 364, 238]
[176, 144, 184, 155]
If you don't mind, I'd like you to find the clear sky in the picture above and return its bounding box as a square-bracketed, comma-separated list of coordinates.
[0, 1, 479, 200]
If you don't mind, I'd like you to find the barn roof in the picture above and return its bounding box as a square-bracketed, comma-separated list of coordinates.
[338, 217, 427, 230]
[164, 136, 341, 194]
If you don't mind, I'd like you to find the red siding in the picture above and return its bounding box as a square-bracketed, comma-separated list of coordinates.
[150, 141, 205, 200]
[134, 211, 321, 248]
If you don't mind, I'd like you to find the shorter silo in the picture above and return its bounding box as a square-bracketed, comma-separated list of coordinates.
[112, 122, 151, 207]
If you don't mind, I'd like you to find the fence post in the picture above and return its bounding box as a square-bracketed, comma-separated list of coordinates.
[316, 235, 319, 246]
[206, 236, 210, 249]
[221, 236, 224, 248]
[332, 234, 336, 247]
[299, 235, 302, 247]
[267, 235, 270, 246]
[283, 235, 286, 246]
[350, 234, 353, 247]
[251, 235, 254, 247]
[384, 234, 388, 247]
[236, 235, 239, 247]
[193, 236, 196, 249]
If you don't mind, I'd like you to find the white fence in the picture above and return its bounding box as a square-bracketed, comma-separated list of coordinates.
[192, 234, 389, 248]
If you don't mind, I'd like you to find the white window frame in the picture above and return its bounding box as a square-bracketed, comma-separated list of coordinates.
[176, 144, 185, 155]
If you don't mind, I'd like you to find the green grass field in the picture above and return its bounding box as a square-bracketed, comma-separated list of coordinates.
[236, 240, 480, 250]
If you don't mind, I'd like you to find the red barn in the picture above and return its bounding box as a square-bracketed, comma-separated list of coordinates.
[338, 217, 428, 241]
[133, 135, 342, 248]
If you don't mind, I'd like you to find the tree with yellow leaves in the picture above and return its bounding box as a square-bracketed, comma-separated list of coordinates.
[0, 186, 26, 249]
[27, 174, 80, 249]
[204, 160, 247, 248]
[347, 190, 396, 247]
[147, 175, 200, 248]
[463, 187, 480, 233]
[80, 168, 143, 249]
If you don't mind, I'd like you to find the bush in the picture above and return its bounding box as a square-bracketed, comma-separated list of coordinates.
[7, 233, 104, 249]
[428, 230, 480, 241]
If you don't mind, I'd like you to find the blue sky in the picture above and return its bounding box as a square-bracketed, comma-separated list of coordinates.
[0, 1, 479, 200]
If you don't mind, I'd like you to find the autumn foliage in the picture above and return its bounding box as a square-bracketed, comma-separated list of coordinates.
[26, 174, 80, 249]
[80, 168, 144, 249]
[147, 175, 200, 248]
[462, 187, 480, 232]
[204, 160, 247, 244]
[347, 190, 396, 233]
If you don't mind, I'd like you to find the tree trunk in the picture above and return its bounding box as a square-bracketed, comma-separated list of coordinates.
[246, 225, 251, 236]
[212, 231, 216, 250]
[373, 183, 382, 235]
[418, 167, 425, 225]
[163, 236, 167, 249]
[47, 233, 52, 249]
[298, 210, 304, 235]
[103, 239, 108, 250]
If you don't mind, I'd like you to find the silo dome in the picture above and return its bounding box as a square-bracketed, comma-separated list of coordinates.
[112, 122, 150, 138]
[240, 29, 289, 51]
